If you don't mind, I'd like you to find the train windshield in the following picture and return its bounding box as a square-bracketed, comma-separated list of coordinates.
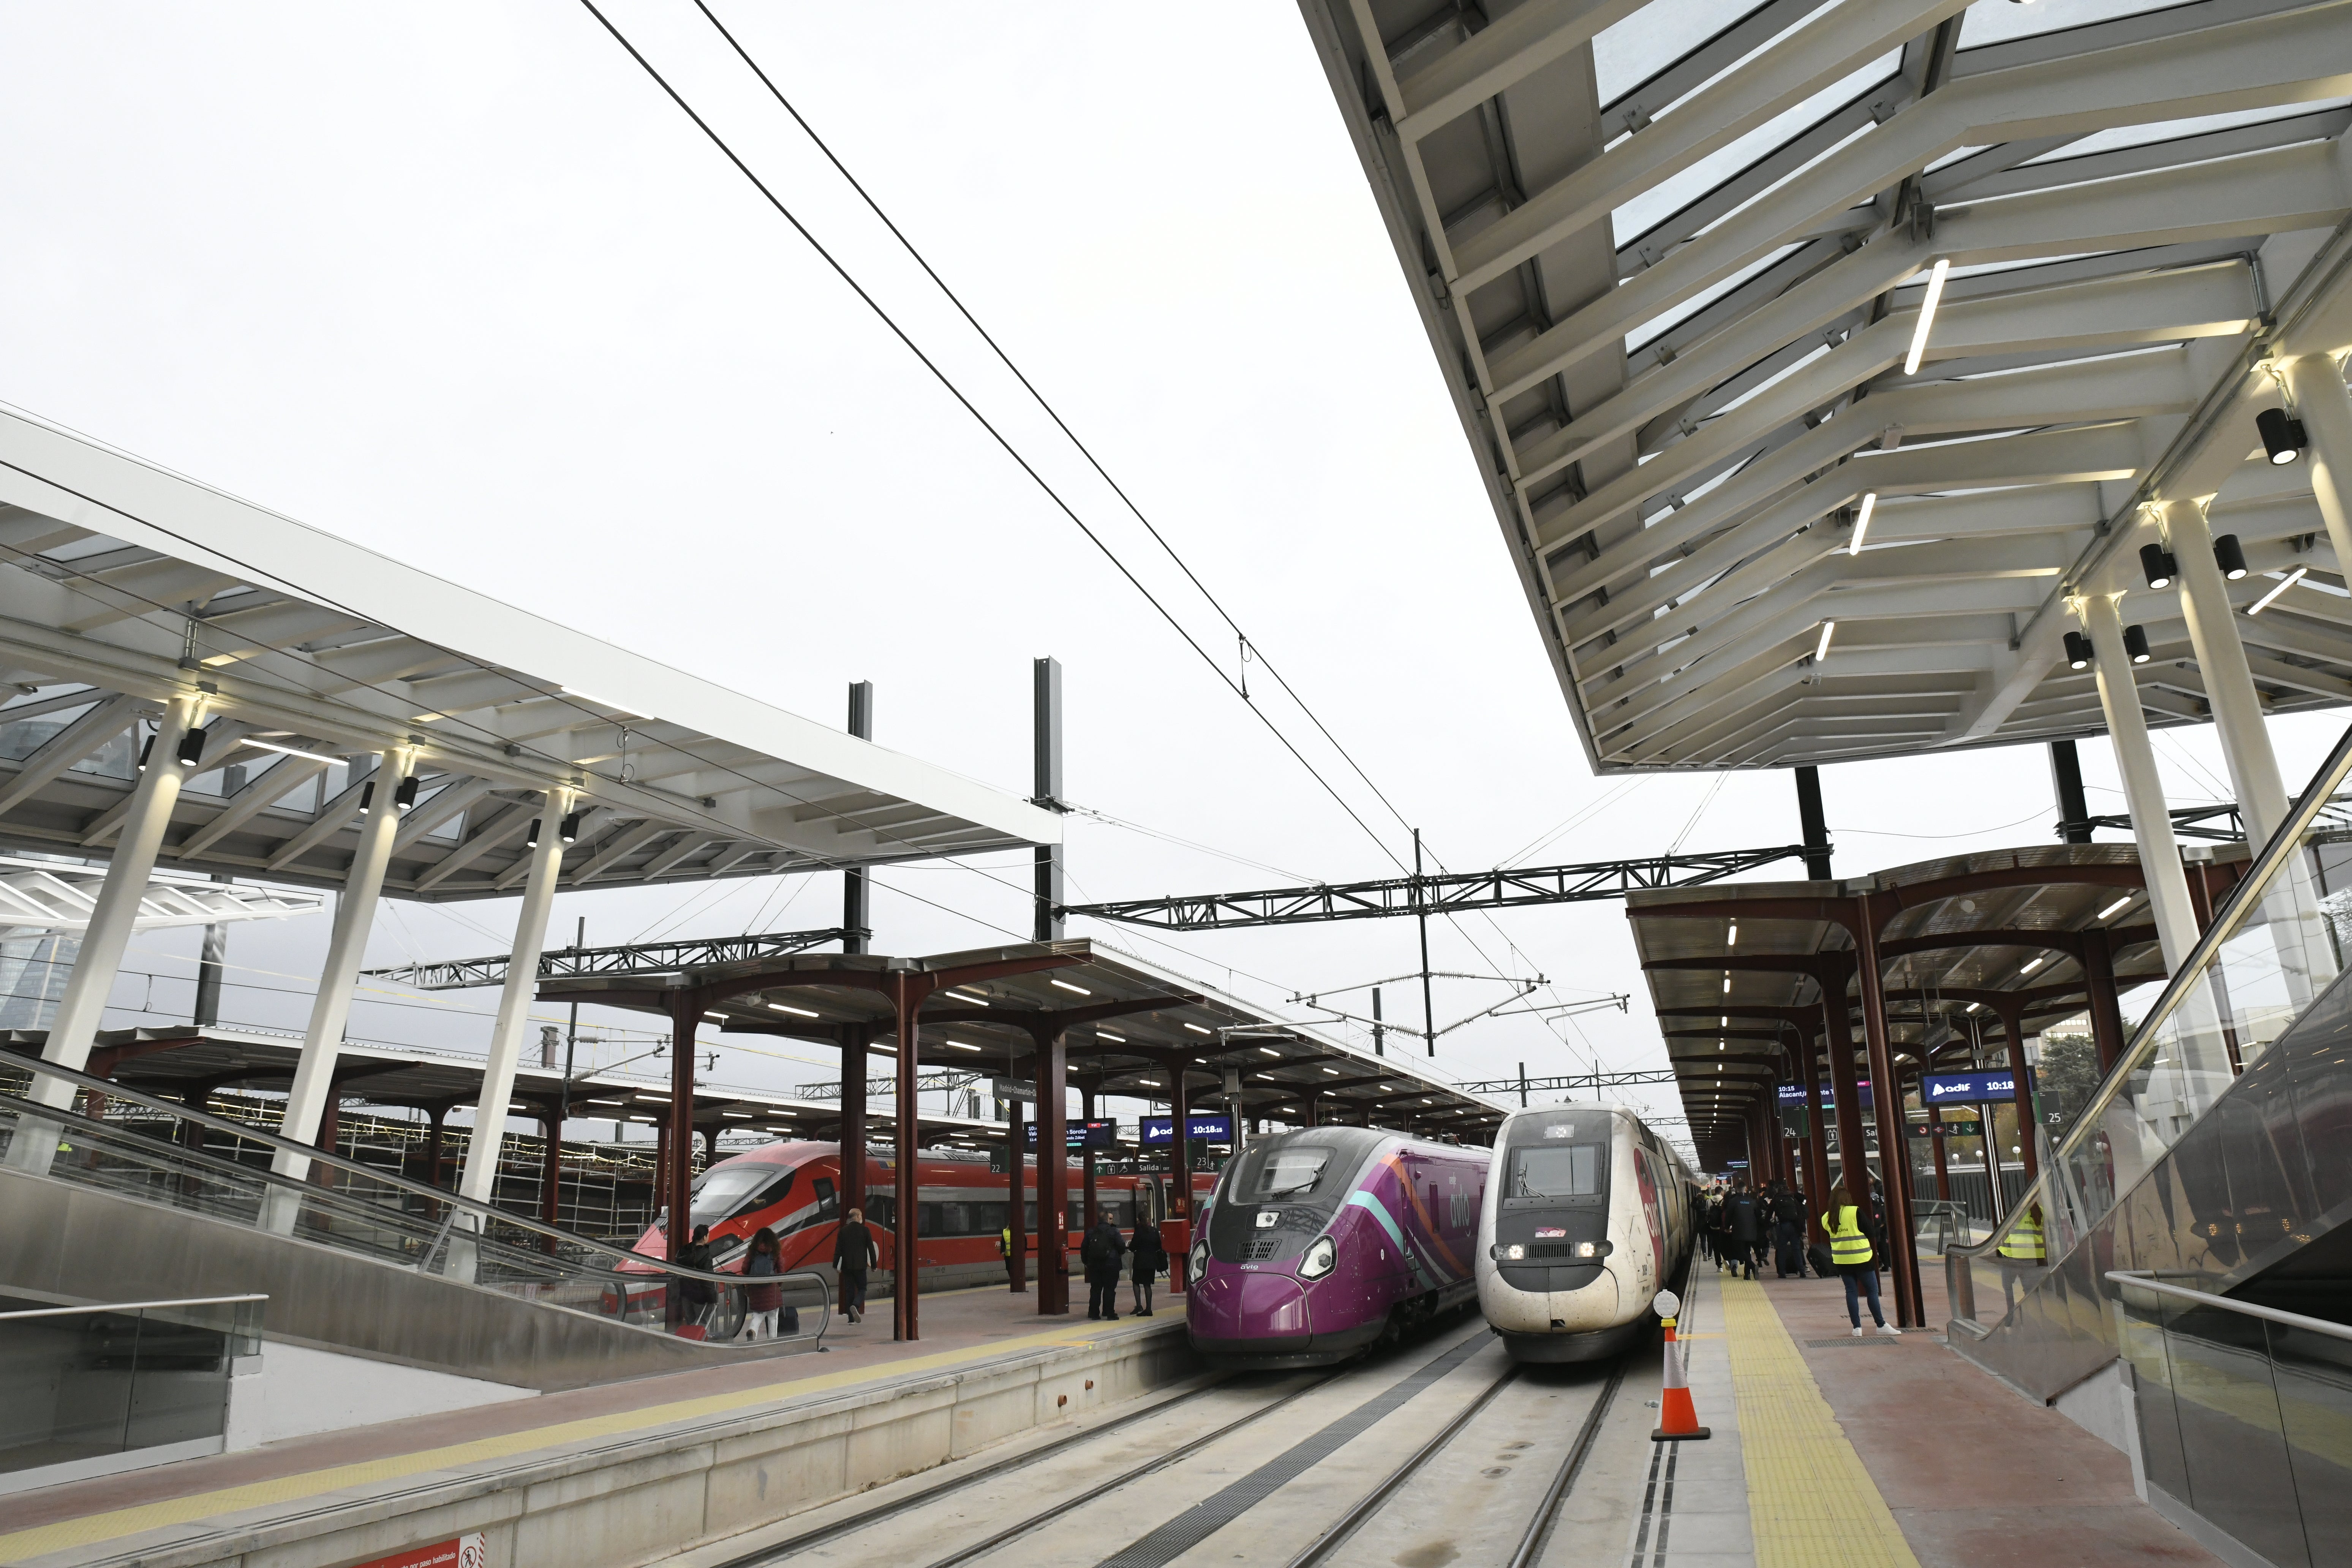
[1509, 1144, 1602, 1198]
[1206, 1133, 1378, 1264]
[690, 1164, 795, 1231]
[1500, 1118, 1609, 1209]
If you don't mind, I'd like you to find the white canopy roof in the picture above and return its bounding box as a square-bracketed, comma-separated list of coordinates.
[0, 407, 1059, 897]
[1304, 0, 2352, 771]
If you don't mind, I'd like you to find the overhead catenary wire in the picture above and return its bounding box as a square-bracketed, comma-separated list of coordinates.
[574, 0, 1408, 874]
[684, 0, 1427, 863]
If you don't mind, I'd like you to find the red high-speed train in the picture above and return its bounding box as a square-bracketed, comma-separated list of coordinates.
[627, 1139, 1216, 1294]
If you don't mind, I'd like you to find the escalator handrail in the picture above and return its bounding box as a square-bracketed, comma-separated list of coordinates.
[0, 1293, 267, 1321]
[2107, 1270, 2352, 1344]
[2023, 717, 2352, 1227]
[0, 1050, 755, 1290]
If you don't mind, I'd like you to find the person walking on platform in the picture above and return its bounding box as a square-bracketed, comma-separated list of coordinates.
[742, 1226, 784, 1341]
[1000, 1220, 1021, 1290]
[1823, 1189, 1900, 1337]
[1726, 1184, 1763, 1280]
[1768, 1180, 1806, 1277]
[678, 1222, 718, 1332]
[1998, 1202, 2046, 1312]
[835, 1206, 877, 1324]
[1081, 1214, 1126, 1320]
[1129, 1220, 1167, 1317]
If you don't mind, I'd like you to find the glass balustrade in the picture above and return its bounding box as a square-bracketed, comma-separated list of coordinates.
[1948, 723, 2352, 1335]
[0, 1057, 828, 1347]
[0, 1294, 263, 1483]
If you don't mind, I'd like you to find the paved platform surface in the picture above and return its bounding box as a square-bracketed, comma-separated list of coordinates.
[0, 1283, 1175, 1562]
[1697, 1257, 2222, 1568]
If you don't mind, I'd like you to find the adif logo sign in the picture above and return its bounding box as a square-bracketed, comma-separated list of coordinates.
[1922, 1070, 2027, 1102]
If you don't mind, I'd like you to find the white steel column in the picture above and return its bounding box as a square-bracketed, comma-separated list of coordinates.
[272, 746, 411, 1183]
[2283, 354, 2352, 574]
[8, 695, 200, 1173]
[457, 790, 571, 1207]
[2081, 596, 2201, 971]
[2163, 498, 2291, 844]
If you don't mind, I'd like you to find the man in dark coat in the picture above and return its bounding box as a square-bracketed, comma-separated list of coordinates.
[834, 1207, 877, 1324]
[1726, 1185, 1764, 1280]
[1080, 1215, 1127, 1321]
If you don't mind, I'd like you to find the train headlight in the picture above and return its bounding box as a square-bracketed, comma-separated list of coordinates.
[1489, 1243, 1525, 1261]
[1190, 1240, 1207, 1279]
[1576, 1240, 1614, 1259]
[1298, 1235, 1337, 1280]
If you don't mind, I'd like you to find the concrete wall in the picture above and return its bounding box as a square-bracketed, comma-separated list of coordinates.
[20, 1321, 1198, 1568]
[226, 1343, 536, 1451]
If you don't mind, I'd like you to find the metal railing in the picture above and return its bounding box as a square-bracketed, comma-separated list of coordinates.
[1946, 718, 2352, 1336]
[0, 1054, 829, 1350]
[0, 1291, 267, 1483]
[2107, 1272, 2352, 1568]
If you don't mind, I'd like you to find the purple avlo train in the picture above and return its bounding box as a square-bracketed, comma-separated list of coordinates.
[1186, 1127, 1490, 1366]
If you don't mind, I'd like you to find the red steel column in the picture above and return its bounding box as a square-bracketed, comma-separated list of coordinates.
[1815, 954, 1870, 1208]
[891, 971, 929, 1341]
[2080, 928, 2129, 1072]
[1991, 999, 2042, 1188]
[539, 1113, 563, 1246]
[1036, 1025, 1069, 1315]
[1169, 1066, 1192, 1291]
[1850, 899, 1924, 1327]
[1007, 1078, 1027, 1294]
[665, 991, 698, 1255]
[1081, 1081, 1099, 1231]
[1800, 1027, 1831, 1215]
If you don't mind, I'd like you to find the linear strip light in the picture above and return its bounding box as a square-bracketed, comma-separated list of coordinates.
[1815, 620, 1837, 661]
[1848, 492, 1877, 556]
[2247, 566, 2308, 616]
[1904, 259, 1950, 376]
[248, 738, 342, 765]
[766, 1002, 819, 1018]
[2097, 896, 2133, 920]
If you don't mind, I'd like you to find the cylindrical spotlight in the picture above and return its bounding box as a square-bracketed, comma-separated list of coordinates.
[175, 726, 207, 767]
[357, 781, 376, 816]
[2140, 543, 2177, 590]
[525, 817, 542, 849]
[2064, 631, 2093, 670]
[393, 775, 419, 812]
[2257, 407, 2308, 466]
[560, 812, 582, 844]
[2214, 533, 2249, 581]
[2123, 624, 2152, 664]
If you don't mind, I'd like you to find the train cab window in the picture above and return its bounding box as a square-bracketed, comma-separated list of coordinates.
[689, 1165, 794, 1230]
[1500, 1121, 1608, 1209]
[1241, 1147, 1336, 1200]
[1510, 1144, 1602, 1199]
[812, 1178, 838, 1220]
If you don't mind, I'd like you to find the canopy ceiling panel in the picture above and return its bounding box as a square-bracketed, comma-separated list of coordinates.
[1302, 0, 2352, 771]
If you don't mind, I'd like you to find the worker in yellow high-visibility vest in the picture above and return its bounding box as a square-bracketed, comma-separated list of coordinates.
[1998, 1205, 2045, 1310]
[1822, 1190, 1900, 1338]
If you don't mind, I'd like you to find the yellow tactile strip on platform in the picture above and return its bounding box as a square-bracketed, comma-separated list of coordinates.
[0, 1314, 1162, 1563]
[1719, 1278, 1920, 1568]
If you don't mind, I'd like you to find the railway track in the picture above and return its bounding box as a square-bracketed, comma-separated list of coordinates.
[721, 1296, 1656, 1568]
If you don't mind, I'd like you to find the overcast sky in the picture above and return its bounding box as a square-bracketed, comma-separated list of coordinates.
[4, 2, 2339, 1155]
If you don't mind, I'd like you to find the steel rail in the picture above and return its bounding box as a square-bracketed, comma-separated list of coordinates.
[912, 1370, 1347, 1568]
[1506, 1361, 1630, 1568]
[712, 1374, 1246, 1566]
[1280, 1364, 1524, 1566]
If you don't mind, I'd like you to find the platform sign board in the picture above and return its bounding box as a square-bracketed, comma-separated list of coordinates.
[1910, 1118, 1984, 1137]
[990, 1077, 1036, 1103]
[351, 1536, 486, 1568]
[1024, 1119, 1120, 1150]
[1776, 1079, 1873, 1107]
[1922, 1069, 2033, 1103]
[1140, 1113, 1233, 1146]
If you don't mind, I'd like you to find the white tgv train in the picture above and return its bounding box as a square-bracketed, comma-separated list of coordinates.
[1476, 1103, 1699, 1362]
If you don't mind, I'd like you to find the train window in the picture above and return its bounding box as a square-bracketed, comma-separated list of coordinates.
[1509, 1144, 1603, 1198]
[1239, 1147, 1336, 1200]
[689, 1165, 794, 1230]
[813, 1178, 838, 1219]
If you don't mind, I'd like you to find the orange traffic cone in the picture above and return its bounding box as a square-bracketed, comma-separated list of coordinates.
[1651, 1288, 1711, 1442]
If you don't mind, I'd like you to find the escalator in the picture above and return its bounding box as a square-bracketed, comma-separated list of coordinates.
[1946, 726, 2352, 1568]
[0, 1054, 829, 1396]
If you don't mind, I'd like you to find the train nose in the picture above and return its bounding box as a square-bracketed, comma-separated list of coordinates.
[1192, 1269, 1310, 1339]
